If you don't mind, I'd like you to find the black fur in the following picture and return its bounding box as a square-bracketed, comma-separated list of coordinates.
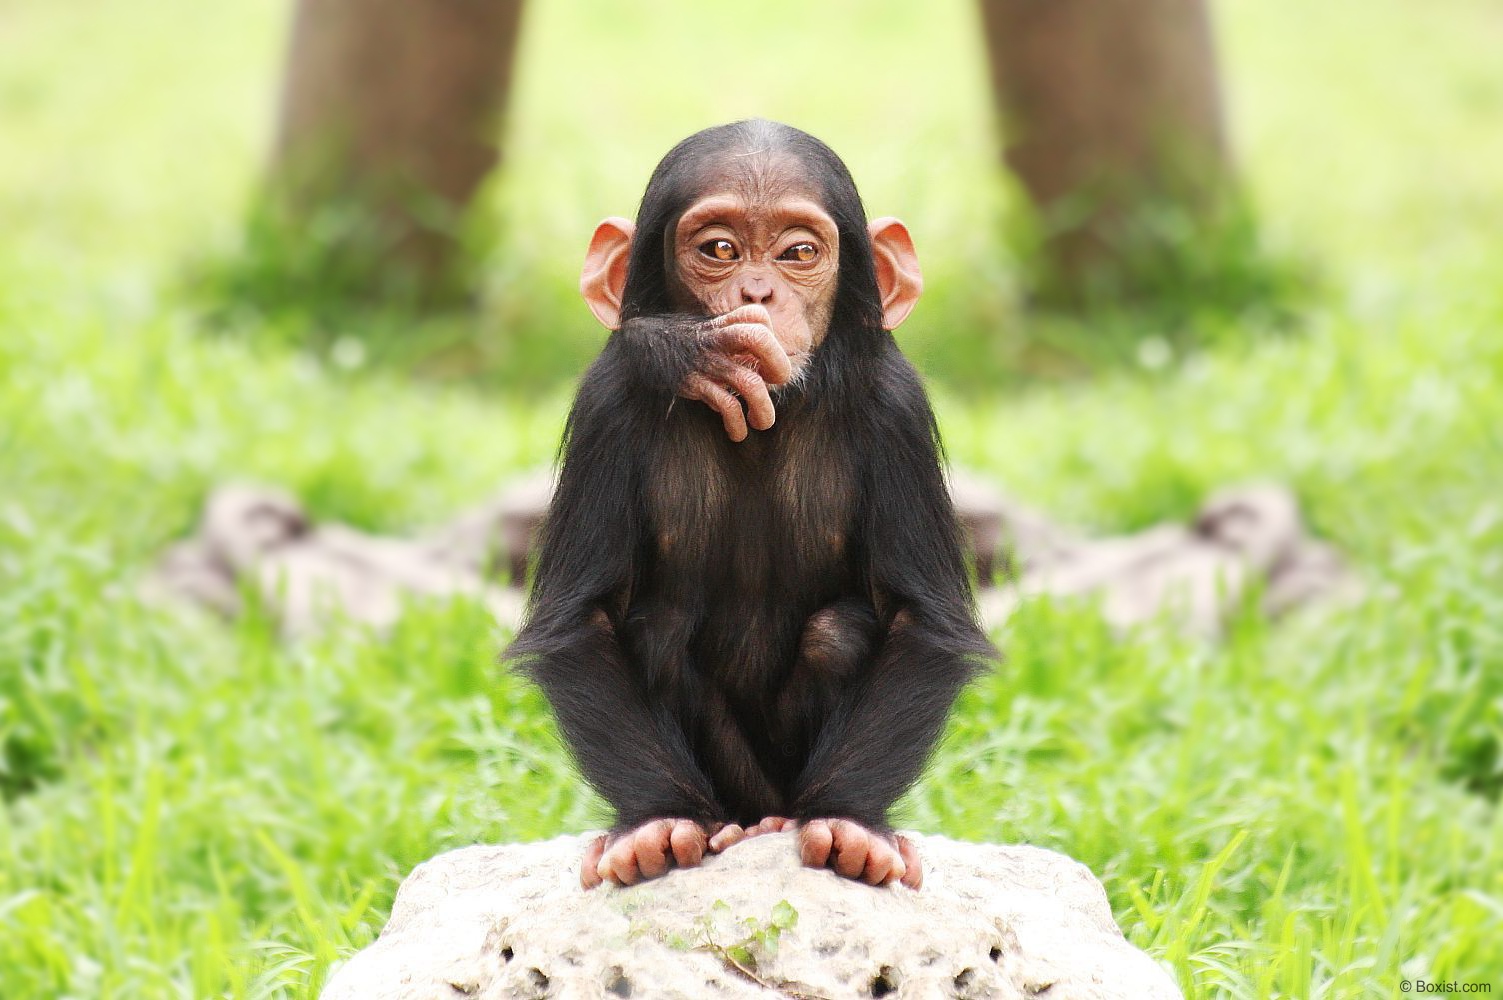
[506, 121, 996, 832]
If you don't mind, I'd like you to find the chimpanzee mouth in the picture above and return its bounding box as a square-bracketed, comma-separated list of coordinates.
[771, 355, 814, 395]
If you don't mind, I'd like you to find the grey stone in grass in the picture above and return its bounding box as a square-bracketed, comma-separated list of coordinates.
[320, 832, 1181, 1000]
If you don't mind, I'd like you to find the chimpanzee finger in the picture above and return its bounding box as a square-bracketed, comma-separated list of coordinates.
[862, 838, 904, 886]
[709, 823, 746, 853]
[580, 834, 608, 889]
[714, 303, 774, 330]
[712, 360, 776, 431]
[682, 373, 749, 442]
[712, 323, 793, 386]
[599, 836, 643, 886]
[861, 851, 894, 886]
[634, 820, 674, 879]
[798, 819, 835, 868]
[829, 820, 870, 879]
[669, 819, 708, 867]
[896, 835, 923, 889]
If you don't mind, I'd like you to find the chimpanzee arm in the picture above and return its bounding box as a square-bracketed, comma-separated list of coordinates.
[506, 346, 724, 828]
[610, 316, 704, 403]
[610, 310, 794, 442]
[789, 359, 996, 828]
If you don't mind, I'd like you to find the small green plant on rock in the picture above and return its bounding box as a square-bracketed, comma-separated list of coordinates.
[693, 900, 828, 998]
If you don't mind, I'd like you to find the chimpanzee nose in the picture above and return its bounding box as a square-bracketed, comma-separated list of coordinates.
[740, 277, 774, 304]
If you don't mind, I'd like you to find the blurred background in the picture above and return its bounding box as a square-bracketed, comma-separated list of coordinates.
[1, 0, 1501, 996]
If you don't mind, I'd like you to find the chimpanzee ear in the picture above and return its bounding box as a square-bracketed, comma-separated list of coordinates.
[580, 216, 635, 329]
[867, 217, 923, 330]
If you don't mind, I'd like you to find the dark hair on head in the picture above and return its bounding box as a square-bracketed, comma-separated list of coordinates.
[619, 120, 884, 335]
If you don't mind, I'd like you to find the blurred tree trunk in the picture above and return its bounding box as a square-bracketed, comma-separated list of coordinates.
[979, 0, 1229, 304]
[271, 0, 524, 304]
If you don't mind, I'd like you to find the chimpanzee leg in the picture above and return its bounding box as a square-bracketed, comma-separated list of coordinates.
[697, 682, 787, 821]
[518, 611, 722, 830]
[691, 602, 882, 855]
[622, 605, 785, 824]
[774, 600, 880, 740]
[791, 610, 974, 823]
[789, 610, 981, 887]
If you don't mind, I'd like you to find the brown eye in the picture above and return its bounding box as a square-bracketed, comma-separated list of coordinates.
[779, 243, 818, 263]
[699, 239, 738, 262]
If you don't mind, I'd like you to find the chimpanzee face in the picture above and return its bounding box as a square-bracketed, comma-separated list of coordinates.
[668, 154, 841, 373]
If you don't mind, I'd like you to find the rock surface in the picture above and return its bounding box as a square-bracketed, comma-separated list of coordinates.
[320, 832, 1181, 1000]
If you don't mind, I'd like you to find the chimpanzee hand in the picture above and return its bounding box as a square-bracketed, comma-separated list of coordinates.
[581, 818, 715, 888]
[679, 304, 795, 442]
[705, 815, 798, 852]
[798, 819, 923, 888]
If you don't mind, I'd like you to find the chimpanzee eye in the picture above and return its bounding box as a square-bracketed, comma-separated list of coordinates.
[778, 243, 818, 263]
[699, 239, 738, 262]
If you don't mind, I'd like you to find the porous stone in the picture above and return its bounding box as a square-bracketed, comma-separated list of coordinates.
[320, 832, 1181, 1000]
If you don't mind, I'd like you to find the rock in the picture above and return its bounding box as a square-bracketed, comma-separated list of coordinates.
[320, 832, 1181, 1000]
[972, 481, 1356, 636]
[141, 480, 539, 638]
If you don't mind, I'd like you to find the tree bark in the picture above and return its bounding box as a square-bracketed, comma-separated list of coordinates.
[271, 0, 525, 301]
[979, 0, 1229, 303]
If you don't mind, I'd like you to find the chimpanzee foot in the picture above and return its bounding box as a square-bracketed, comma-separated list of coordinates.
[707, 815, 798, 853]
[582, 818, 710, 889]
[797, 818, 922, 888]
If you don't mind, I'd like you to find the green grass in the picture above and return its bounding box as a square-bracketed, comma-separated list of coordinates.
[2, 0, 1502, 996]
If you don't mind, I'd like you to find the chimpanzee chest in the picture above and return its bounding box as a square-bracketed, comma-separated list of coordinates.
[635, 410, 869, 807]
[645, 413, 858, 594]
[641, 411, 861, 682]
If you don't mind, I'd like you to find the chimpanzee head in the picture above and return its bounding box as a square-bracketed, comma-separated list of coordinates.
[580, 120, 922, 372]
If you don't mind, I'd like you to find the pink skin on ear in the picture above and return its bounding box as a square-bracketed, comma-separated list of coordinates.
[867, 217, 923, 330]
[583, 215, 919, 332]
[581, 216, 635, 329]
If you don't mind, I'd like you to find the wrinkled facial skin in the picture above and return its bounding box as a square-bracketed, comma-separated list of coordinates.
[669, 156, 840, 374]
